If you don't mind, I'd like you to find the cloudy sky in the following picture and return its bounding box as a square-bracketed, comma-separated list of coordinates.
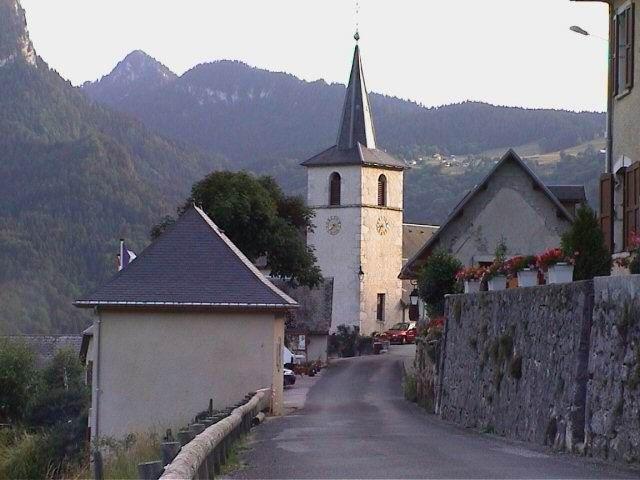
[22, 0, 609, 112]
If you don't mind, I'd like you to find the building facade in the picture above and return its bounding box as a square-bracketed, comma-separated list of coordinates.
[574, 0, 640, 253]
[400, 150, 584, 279]
[302, 44, 406, 335]
[75, 206, 297, 440]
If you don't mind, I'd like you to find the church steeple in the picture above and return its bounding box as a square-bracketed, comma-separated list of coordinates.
[336, 44, 376, 150]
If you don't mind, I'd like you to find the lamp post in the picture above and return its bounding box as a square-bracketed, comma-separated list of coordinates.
[409, 288, 419, 306]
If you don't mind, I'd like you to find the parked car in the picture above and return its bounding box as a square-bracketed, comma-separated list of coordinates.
[284, 368, 296, 386]
[382, 322, 417, 344]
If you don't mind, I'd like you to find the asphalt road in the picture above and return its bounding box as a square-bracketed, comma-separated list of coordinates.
[229, 346, 638, 479]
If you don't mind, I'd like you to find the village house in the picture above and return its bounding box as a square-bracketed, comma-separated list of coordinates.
[74, 205, 297, 441]
[573, 0, 640, 258]
[399, 150, 586, 279]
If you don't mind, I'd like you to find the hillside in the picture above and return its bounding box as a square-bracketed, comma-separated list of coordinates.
[84, 51, 606, 222]
[0, 0, 225, 334]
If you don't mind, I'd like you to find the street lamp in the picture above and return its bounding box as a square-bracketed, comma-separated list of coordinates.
[569, 25, 608, 42]
[358, 265, 364, 282]
[409, 288, 419, 306]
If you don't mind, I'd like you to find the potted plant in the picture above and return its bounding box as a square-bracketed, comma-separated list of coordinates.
[504, 255, 538, 287]
[536, 248, 574, 284]
[615, 231, 640, 274]
[456, 266, 485, 293]
[482, 261, 507, 291]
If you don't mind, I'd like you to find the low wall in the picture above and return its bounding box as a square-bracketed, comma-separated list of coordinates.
[587, 276, 640, 464]
[434, 276, 640, 466]
[440, 281, 593, 449]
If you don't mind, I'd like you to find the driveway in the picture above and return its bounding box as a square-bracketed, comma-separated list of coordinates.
[229, 346, 637, 479]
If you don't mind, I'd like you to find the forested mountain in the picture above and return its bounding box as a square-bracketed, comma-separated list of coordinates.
[0, 0, 225, 334]
[83, 51, 606, 196]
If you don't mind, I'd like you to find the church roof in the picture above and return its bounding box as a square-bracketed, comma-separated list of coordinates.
[74, 206, 298, 310]
[300, 44, 406, 171]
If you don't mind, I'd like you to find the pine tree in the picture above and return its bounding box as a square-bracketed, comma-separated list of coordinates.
[561, 205, 611, 281]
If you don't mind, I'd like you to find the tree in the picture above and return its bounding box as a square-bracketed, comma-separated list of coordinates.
[417, 250, 462, 317]
[0, 339, 38, 423]
[561, 205, 612, 281]
[153, 171, 322, 287]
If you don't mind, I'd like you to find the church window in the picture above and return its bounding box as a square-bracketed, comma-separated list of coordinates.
[329, 172, 341, 206]
[376, 293, 385, 322]
[377, 174, 387, 206]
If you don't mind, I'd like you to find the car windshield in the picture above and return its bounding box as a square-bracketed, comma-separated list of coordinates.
[389, 323, 409, 331]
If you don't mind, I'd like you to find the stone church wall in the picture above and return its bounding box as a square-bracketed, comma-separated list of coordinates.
[429, 276, 640, 466]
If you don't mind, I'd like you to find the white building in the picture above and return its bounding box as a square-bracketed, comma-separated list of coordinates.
[301, 43, 409, 335]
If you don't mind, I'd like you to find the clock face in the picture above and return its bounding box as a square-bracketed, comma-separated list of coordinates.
[376, 216, 390, 235]
[326, 215, 342, 235]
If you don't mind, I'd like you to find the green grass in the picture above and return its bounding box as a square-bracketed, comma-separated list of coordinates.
[97, 432, 162, 479]
[221, 435, 250, 475]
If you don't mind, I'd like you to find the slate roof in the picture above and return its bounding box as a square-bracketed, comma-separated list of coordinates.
[300, 44, 406, 171]
[403, 223, 439, 262]
[547, 185, 587, 204]
[0, 335, 83, 368]
[270, 278, 334, 335]
[75, 206, 297, 309]
[399, 149, 578, 279]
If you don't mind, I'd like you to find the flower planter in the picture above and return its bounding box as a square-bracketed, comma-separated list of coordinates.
[487, 275, 507, 291]
[548, 263, 574, 284]
[517, 268, 538, 287]
[464, 280, 481, 293]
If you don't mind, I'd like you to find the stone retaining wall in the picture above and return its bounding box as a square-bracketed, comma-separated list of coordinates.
[439, 281, 593, 449]
[428, 276, 640, 466]
[587, 276, 640, 463]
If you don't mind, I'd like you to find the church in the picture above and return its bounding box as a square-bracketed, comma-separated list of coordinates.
[302, 40, 435, 335]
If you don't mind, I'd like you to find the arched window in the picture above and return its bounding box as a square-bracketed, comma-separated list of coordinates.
[329, 172, 341, 206]
[377, 174, 387, 206]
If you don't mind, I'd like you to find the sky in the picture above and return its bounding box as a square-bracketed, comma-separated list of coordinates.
[21, 0, 609, 112]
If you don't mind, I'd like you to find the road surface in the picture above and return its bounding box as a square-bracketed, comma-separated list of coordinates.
[229, 346, 637, 479]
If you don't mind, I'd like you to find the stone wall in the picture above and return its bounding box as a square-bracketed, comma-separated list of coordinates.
[587, 276, 640, 463]
[440, 282, 593, 449]
[414, 337, 439, 413]
[430, 276, 640, 466]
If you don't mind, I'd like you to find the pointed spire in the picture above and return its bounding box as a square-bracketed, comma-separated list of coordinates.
[336, 44, 376, 150]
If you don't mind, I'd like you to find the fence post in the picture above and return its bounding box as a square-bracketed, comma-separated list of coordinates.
[160, 441, 181, 467]
[177, 429, 194, 446]
[137, 460, 163, 480]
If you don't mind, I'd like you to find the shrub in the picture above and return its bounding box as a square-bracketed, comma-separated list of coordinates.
[328, 325, 359, 357]
[0, 429, 56, 479]
[417, 250, 462, 317]
[403, 372, 417, 403]
[0, 339, 38, 423]
[561, 205, 611, 280]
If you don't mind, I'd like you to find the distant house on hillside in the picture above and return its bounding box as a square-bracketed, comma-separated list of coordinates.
[0, 335, 82, 368]
[400, 150, 585, 279]
[74, 205, 297, 441]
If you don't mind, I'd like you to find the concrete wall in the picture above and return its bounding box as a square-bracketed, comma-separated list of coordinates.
[306, 334, 328, 364]
[93, 309, 283, 440]
[435, 161, 572, 266]
[587, 276, 640, 463]
[610, 0, 640, 252]
[429, 276, 640, 466]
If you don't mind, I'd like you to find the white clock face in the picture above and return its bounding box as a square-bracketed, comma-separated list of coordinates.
[326, 215, 342, 235]
[376, 216, 390, 235]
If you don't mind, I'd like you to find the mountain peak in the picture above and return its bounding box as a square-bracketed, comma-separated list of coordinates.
[103, 50, 176, 86]
[0, 0, 37, 68]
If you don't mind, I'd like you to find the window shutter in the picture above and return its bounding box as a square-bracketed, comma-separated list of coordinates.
[600, 173, 614, 252]
[624, 162, 640, 250]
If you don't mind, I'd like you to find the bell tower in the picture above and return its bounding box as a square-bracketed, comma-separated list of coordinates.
[302, 39, 405, 335]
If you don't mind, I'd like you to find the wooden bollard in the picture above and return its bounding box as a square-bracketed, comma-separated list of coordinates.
[252, 412, 266, 426]
[161, 441, 181, 467]
[177, 429, 194, 446]
[137, 460, 163, 480]
[189, 423, 206, 435]
[208, 398, 214, 415]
